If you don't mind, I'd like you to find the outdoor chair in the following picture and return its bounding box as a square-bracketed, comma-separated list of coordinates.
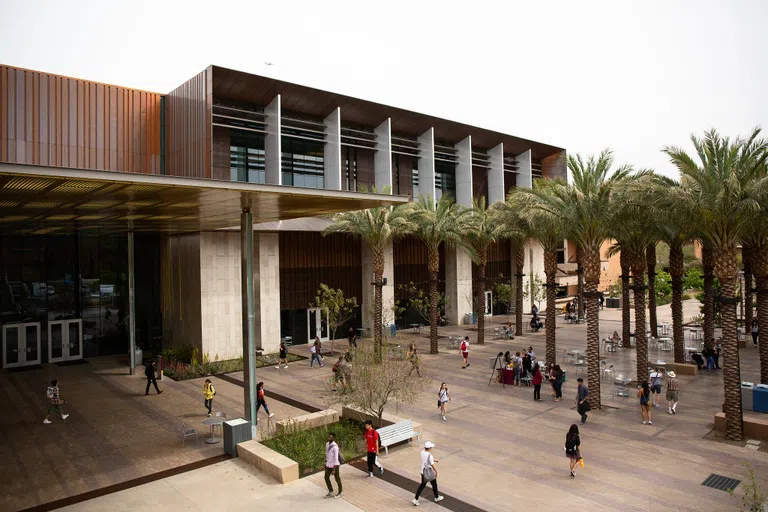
[613, 375, 629, 398]
[600, 361, 615, 381]
[182, 423, 198, 446]
[520, 371, 533, 387]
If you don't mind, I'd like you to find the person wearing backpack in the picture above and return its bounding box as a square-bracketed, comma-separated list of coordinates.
[412, 441, 443, 505]
[564, 424, 582, 478]
[324, 432, 343, 499]
[364, 420, 384, 477]
[459, 336, 470, 368]
[310, 338, 324, 369]
[44, 379, 69, 424]
[202, 379, 215, 417]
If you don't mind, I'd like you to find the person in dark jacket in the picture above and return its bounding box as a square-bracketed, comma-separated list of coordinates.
[145, 360, 163, 395]
[576, 378, 590, 424]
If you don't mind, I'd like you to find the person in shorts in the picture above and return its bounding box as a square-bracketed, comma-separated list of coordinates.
[459, 336, 470, 368]
[649, 368, 662, 407]
[564, 424, 582, 478]
[44, 380, 69, 424]
[666, 371, 679, 415]
[276, 341, 288, 369]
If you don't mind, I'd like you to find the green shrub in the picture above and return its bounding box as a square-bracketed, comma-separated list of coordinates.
[162, 353, 305, 381]
[262, 419, 365, 475]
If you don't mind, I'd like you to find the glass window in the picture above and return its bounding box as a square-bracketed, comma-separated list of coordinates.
[435, 161, 456, 201]
[281, 137, 324, 189]
[230, 133, 265, 184]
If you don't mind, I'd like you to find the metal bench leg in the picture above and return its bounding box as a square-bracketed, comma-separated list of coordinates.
[384, 446, 389, 457]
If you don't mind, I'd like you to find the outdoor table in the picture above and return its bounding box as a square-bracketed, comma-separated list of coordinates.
[658, 337, 672, 351]
[497, 367, 515, 385]
[649, 360, 667, 369]
[410, 324, 422, 333]
[202, 417, 224, 444]
[615, 376, 632, 385]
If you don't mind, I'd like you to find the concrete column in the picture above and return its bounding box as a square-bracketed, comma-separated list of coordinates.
[488, 143, 505, 204]
[324, 107, 342, 190]
[417, 128, 436, 202]
[265, 95, 282, 185]
[523, 240, 546, 314]
[253, 233, 281, 353]
[516, 149, 532, 190]
[454, 136, 473, 206]
[374, 118, 392, 192]
[128, 230, 136, 375]
[445, 247, 474, 325]
[361, 242, 394, 329]
[241, 210, 257, 430]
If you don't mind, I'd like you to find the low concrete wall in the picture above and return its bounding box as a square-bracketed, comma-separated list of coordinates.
[237, 440, 299, 484]
[275, 409, 340, 434]
[341, 406, 422, 441]
[666, 363, 698, 376]
[714, 412, 768, 441]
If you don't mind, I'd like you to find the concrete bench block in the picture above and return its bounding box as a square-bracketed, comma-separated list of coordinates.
[714, 412, 768, 441]
[237, 440, 299, 484]
[341, 405, 422, 442]
[275, 409, 339, 435]
[666, 362, 698, 376]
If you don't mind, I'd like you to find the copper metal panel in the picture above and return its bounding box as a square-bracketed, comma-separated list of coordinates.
[0, 162, 406, 234]
[0, 65, 161, 175]
[542, 150, 567, 180]
[165, 67, 212, 179]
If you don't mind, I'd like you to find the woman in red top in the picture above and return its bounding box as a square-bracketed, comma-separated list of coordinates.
[256, 382, 275, 419]
[532, 364, 543, 401]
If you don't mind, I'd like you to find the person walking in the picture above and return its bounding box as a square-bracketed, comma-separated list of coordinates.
[348, 327, 357, 349]
[324, 432, 343, 499]
[332, 356, 345, 391]
[649, 368, 662, 408]
[703, 345, 715, 373]
[202, 378, 215, 416]
[276, 341, 288, 369]
[513, 351, 523, 386]
[564, 424, 582, 478]
[576, 378, 590, 424]
[412, 441, 443, 505]
[144, 360, 162, 395]
[752, 319, 759, 347]
[548, 362, 557, 397]
[256, 382, 275, 419]
[638, 380, 652, 424]
[553, 364, 564, 402]
[364, 420, 384, 477]
[666, 371, 679, 414]
[407, 342, 422, 377]
[310, 338, 324, 369]
[438, 382, 450, 421]
[459, 336, 470, 368]
[43, 379, 69, 424]
[532, 364, 543, 401]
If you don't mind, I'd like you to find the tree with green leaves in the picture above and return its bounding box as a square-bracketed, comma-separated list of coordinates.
[662, 127, 768, 440]
[310, 284, 359, 356]
[324, 204, 413, 351]
[411, 195, 471, 354]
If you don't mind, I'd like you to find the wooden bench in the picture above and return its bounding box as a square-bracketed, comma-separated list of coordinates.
[377, 420, 421, 456]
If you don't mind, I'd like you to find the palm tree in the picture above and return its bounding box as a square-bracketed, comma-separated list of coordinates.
[646, 243, 659, 339]
[504, 182, 567, 365]
[701, 242, 715, 348]
[461, 197, 506, 345]
[619, 250, 632, 348]
[524, 150, 634, 409]
[324, 204, 413, 350]
[663, 127, 768, 441]
[411, 195, 471, 354]
[743, 245, 754, 330]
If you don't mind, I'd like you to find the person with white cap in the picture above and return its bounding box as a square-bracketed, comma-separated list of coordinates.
[412, 441, 443, 505]
[666, 371, 679, 414]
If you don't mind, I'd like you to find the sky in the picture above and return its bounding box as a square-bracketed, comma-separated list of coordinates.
[1, 0, 766, 179]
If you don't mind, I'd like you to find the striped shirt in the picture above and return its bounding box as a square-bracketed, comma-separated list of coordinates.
[666, 378, 679, 392]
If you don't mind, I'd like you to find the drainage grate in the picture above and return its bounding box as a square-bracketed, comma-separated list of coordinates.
[702, 474, 740, 492]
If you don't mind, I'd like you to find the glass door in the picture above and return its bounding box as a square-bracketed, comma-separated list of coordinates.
[306, 308, 329, 343]
[2, 322, 41, 368]
[48, 319, 83, 363]
[485, 291, 493, 316]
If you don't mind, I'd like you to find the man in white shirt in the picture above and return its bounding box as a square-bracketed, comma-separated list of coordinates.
[412, 441, 443, 505]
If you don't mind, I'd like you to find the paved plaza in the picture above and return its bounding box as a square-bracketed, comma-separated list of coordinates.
[2, 301, 767, 511]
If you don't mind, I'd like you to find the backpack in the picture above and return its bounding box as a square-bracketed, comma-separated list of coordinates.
[338, 451, 345, 465]
[332, 361, 341, 373]
[46, 387, 54, 399]
[565, 435, 578, 455]
[460, 340, 467, 352]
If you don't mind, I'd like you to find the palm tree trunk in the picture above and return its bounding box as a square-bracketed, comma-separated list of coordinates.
[703, 244, 715, 348]
[544, 250, 558, 365]
[577, 246, 585, 322]
[632, 255, 648, 383]
[669, 243, 685, 364]
[620, 251, 631, 349]
[743, 246, 753, 329]
[477, 248, 487, 345]
[372, 248, 385, 354]
[647, 244, 658, 339]
[583, 246, 601, 409]
[713, 245, 743, 441]
[428, 247, 440, 354]
[515, 244, 525, 336]
[752, 244, 768, 384]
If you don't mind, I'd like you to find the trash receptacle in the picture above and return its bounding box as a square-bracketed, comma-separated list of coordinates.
[562, 370, 567, 383]
[223, 418, 253, 457]
[753, 384, 768, 413]
[741, 382, 754, 411]
[134, 348, 143, 367]
[389, 323, 396, 337]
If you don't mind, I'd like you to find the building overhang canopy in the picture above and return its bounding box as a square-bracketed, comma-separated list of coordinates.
[0, 163, 408, 234]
